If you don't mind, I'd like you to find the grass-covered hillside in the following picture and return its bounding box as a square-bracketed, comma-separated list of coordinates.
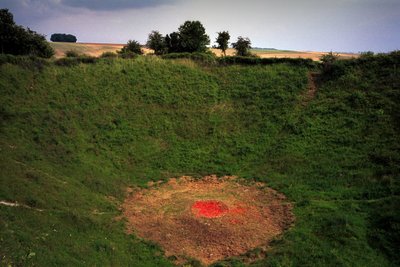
[0, 54, 399, 266]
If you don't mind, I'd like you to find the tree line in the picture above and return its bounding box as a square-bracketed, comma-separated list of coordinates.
[1, 8, 252, 58]
[120, 20, 252, 57]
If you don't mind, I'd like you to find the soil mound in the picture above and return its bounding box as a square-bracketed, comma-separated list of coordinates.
[122, 175, 294, 265]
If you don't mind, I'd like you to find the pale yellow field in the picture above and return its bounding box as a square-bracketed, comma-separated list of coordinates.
[49, 42, 153, 58]
[50, 42, 358, 61]
[211, 48, 358, 61]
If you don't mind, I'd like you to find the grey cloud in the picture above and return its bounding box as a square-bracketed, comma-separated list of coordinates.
[1, 0, 61, 25]
[60, 0, 179, 10]
[2, 0, 399, 52]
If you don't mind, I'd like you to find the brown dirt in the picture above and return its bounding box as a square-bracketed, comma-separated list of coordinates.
[121, 175, 294, 265]
[301, 72, 320, 106]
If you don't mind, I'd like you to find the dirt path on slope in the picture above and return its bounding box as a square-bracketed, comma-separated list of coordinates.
[301, 72, 320, 106]
[0, 200, 43, 211]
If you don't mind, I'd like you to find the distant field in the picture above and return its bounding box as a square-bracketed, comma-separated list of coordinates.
[50, 42, 124, 58]
[211, 48, 358, 61]
[50, 42, 358, 60]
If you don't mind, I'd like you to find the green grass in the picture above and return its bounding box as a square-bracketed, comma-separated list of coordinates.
[0, 54, 399, 266]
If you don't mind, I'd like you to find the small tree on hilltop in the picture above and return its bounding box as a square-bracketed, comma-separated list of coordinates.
[215, 31, 230, 56]
[232, 36, 252, 57]
[119, 40, 143, 57]
[146, 31, 166, 55]
[178, 21, 210, 53]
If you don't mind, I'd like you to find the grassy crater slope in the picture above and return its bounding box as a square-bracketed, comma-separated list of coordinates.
[0, 55, 399, 266]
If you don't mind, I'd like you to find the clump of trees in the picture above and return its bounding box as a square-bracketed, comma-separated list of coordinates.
[0, 9, 54, 58]
[177, 21, 210, 53]
[50, 33, 77, 43]
[123, 20, 255, 59]
[232, 36, 252, 56]
[145, 22, 253, 58]
[146, 20, 210, 54]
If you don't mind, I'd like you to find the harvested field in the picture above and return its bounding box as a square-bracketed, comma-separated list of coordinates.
[211, 48, 358, 61]
[50, 42, 358, 61]
[49, 42, 153, 58]
[122, 175, 294, 265]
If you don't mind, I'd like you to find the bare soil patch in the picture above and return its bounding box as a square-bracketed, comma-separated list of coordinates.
[301, 72, 320, 106]
[122, 175, 294, 265]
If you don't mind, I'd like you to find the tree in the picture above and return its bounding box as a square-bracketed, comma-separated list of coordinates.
[146, 31, 166, 55]
[50, 33, 77, 43]
[165, 32, 182, 53]
[164, 34, 172, 52]
[119, 40, 143, 56]
[215, 31, 230, 56]
[178, 21, 210, 53]
[0, 9, 54, 58]
[232, 36, 252, 57]
[0, 8, 13, 25]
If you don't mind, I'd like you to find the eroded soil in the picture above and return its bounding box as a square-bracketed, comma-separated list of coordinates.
[121, 175, 294, 265]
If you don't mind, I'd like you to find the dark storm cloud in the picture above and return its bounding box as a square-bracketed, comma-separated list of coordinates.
[61, 0, 179, 10]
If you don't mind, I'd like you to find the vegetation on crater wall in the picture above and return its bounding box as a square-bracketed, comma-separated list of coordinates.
[0, 52, 399, 266]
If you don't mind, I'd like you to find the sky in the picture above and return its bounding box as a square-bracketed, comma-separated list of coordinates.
[2, 0, 400, 52]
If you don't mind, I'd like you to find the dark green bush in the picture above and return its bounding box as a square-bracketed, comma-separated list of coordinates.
[100, 52, 118, 58]
[161, 52, 191, 59]
[119, 51, 138, 59]
[321, 60, 348, 80]
[78, 55, 97, 64]
[218, 56, 315, 67]
[54, 57, 78, 66]
[118, 40, 143, 56]
[65, 50, 79, 58]
[356, 50, 400, 67]
[55, 55, 97, 66]
[0, 54, 48, 69]
[162, 52, 216, 64]
[368, 199, 400, 265]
